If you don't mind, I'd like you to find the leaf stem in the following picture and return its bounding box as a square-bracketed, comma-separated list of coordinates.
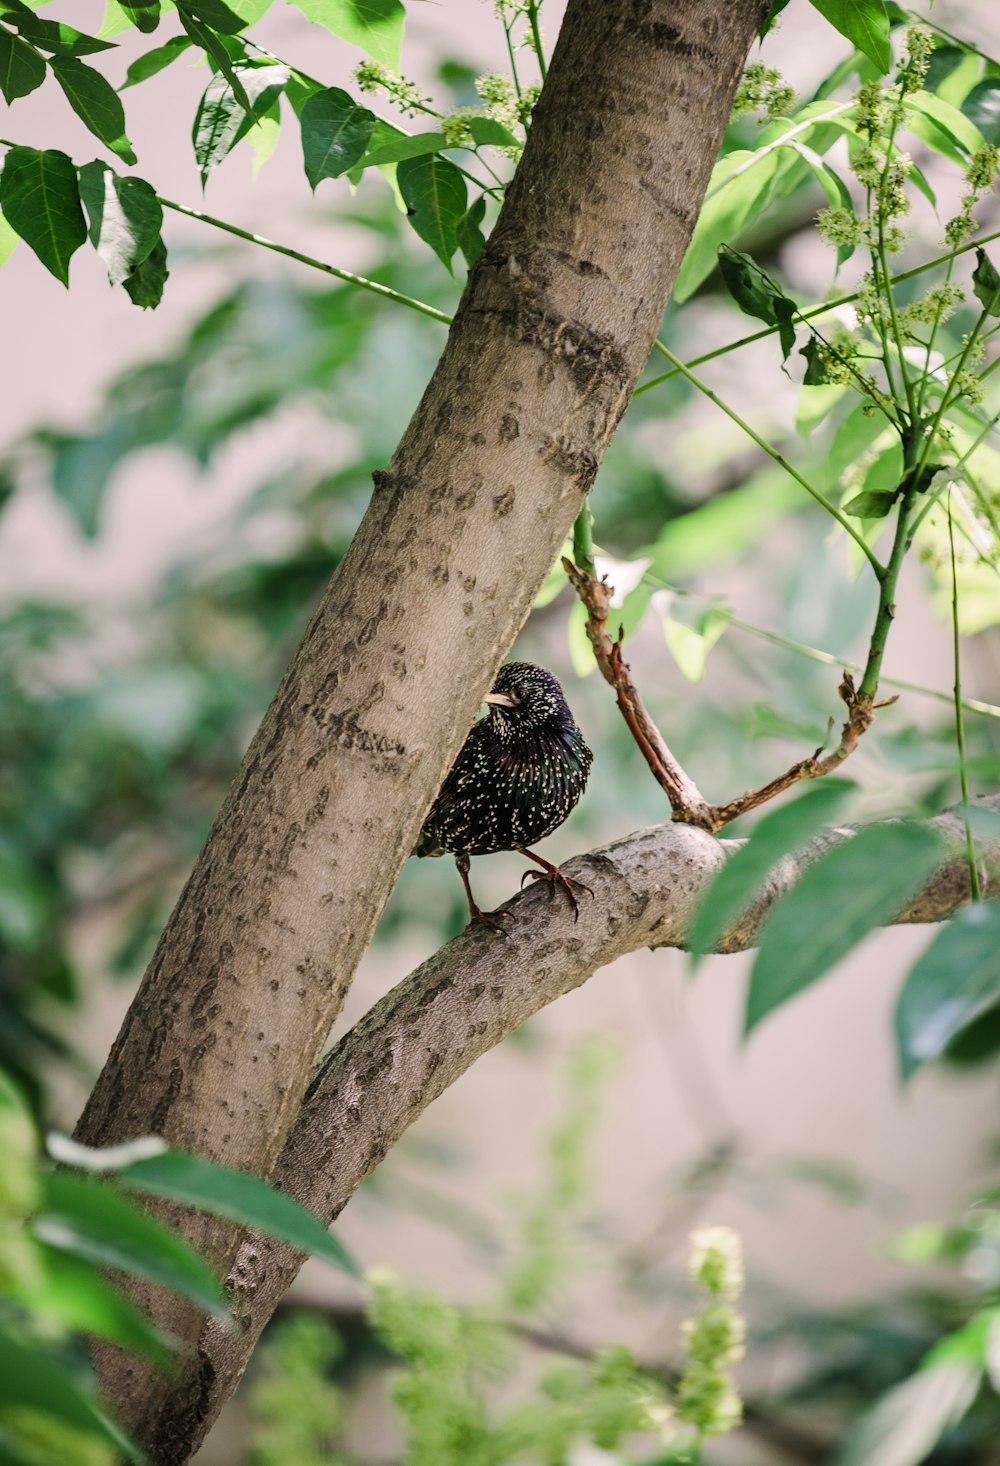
[157, 197, 453, 325]
[650, 341, 885, 576]
[947, 492, 982, 900]
[571, 503, 595, 578]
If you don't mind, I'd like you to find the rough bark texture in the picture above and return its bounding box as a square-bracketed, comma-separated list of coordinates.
[170, 799, 1000, 1460]
[75, 0, 770, 1448]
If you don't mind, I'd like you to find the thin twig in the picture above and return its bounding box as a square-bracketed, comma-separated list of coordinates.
[562, 558, 715, 828]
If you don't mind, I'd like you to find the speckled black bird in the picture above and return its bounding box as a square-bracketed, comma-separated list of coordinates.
[414, 662, 593, 930]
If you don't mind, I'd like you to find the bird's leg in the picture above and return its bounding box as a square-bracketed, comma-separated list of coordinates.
[518, 848, 593, 920]
[456, 853, 511, 934]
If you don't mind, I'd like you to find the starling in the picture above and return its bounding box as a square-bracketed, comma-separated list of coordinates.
[414, 662, 594, 930]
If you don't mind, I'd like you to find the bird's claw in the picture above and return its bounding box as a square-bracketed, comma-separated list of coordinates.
[468, 906, 513, 937]
[520, 867, 593, 921]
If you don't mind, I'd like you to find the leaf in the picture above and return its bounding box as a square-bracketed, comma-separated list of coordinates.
[0, 1326, 144, 1460]
[247, 101, 280, 177]
[895, 902, 1000, 1079]
[0, 23, 46, 100]
[466, 115, 519, 149]
[0, 146, 87, 286]
[357, 122, 447, 168]
[675, 149, 783, 302]
[176, 6, 252, 113]
[961, 79, 1000, 147]
[122, 232, 169, 307]
[905, 90, 987, 163]
[843, 488, 899, 518]
[15, 1244, 174, 1367]
[300, 85, 375, 189]
[117, 0, 161, 30]
[288, 0, 404, 69]
[456, 193, 486, 267]
[178, 0, 247, 34]
[194, 61, 289, 179]
[118, 1149, 359, 1275]
[746, 822, 943, 1033]
[0, 205, 19, 267]
[718, 246, 797, 361]
[688, 782, 856, 964]
[49, 56, 137, 164]
[973, 249, 1000, 318]
[833, 1360, 981, 1466]
[34, 1171, 229, 1316]
[800, 335, 836, 386]
[0, 1, 117, 57]
[397, 152, 466, 271]
[78, 161, 162, 285]
[120, 34, 192, 88]
[660, 605, 729, 682]
[807, 0, 891, 74]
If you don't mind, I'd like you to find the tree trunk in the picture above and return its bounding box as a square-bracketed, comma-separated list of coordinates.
[73, 0, 769, 1452]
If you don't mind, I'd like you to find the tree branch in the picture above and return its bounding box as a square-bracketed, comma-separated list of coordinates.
[172, 798, 1000, 1459]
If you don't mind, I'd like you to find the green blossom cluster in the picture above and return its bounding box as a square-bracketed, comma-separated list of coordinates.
[248, 1313, 348, 1466]
[676, 1226, 746, 1439]
[945, 145, 1000, 248]
[354, 60, 428, 117]
[898, 282, 965, 336]
[441, 107, 484, 148]
[898, 25, 934, 94]
[732, 62, 794, 121]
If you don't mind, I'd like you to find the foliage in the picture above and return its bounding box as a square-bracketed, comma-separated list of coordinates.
[1, 0, 1000, 1461]
[0, 1068, 354, 1464]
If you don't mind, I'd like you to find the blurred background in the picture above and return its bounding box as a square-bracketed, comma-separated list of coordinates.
[2, 0, 1000, 1461]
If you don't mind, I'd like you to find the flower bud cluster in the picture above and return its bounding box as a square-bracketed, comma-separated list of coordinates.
[676, 1226, 746, 1439]
[732, 62, 795, 121]
[354, 60, 428, 117]
[945, 146, 1000, 248]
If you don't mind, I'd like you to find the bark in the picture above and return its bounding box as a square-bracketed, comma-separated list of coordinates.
[74, 0, 770, 1448]
[172, 799, 998, 1460]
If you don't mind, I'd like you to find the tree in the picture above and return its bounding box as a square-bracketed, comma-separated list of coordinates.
[2, 0, 999, 1461]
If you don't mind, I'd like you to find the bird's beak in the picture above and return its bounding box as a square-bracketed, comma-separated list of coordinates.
[484, 691, 518, 707]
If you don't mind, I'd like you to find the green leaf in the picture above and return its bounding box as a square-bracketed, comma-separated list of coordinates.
[0, 205, 19, 267]
[895, 902, 1000, 1079]
[178, 0, 247, 34]
[120, 33, 192, 88]
[176, 6, 252, 112]
[0, 146, 87, 286]
[689, 782, 856, 964]
[660, 604, 729, 682]
[49, 56, 137, 163]
[466, 115, 519, 149]
[800, 336, 833, 385]
[118, 1149, 359, 1275]
[15, 1244, 174, 1367]
[0, 1326, 144, 1460]
[972, 248, 1000, 318]
[357, 122, 447, 167]
[456, 193, 486, 267]
[718, 246, 797, 361]
[117, 0, 161, 30]
[300, 86, 375, 189]
[843, 488, 899, 518]
[0, 23, 45, 100]
[287, 0, 404, 69]
[397, 152, 466, 271]
[905, 90, 987, 163]
[34, 1171, 228, 1316]
[807, 0, 891, 74]
[961, 79, 1000, 147]
[675, 149, 782, 302]
[194, 61, 289, 179]
[78, 161, 162, 285]
[0, 1, 117, 57]
[833, 1360, 981, 1466]
[746, 822, 943, 1033]
[122, 232, 168, 307]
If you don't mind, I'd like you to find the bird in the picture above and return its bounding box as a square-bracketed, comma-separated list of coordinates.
[414, 662, 594, 931]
